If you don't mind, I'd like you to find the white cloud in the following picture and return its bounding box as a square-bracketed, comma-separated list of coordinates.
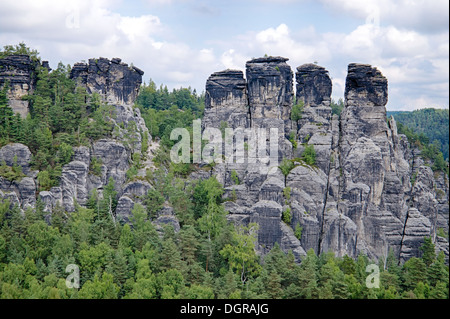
[0, 0, 447, 110]
[117, 15, 162, 41]
[319, 0, 449, 33]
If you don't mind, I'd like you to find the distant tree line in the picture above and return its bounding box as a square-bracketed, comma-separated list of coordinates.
[388, 108, 449, 161]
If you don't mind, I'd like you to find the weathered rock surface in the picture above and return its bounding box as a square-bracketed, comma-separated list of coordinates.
[155, 205, 181, 234]
[294, 64, 333, 172]
[0, 57, 153, 221]
[0, 143, 33, 175]
[0, 53, 447, 265]
[296, 63, 332, 108]
[203, 70, 249, 130]
[200, 57, 448, 264]
[0, 55, 50, 117]
[70, 57, 143, 105]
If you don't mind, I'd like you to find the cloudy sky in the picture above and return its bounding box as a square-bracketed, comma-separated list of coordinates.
[0, 0, 448, 111]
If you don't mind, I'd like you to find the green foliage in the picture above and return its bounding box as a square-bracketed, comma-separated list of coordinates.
[230, 169, 240, 185]
[282, 207, 292, 224]
[0, 195, 447, 299]
[289, 131, 297, 149]
[0, 50, 119, 188]
[437, 228, 448, 239]
[291, 100, 304, 122]
[0, 43, 447, 300]
[0, 42, 40, 61]
[136, 80, 203, 150]
[220, 223, 261, 284]
[144, 188, 165, 220]
[294, 223, 303, 240]
[388, 108, 449, 161]
[279, 158, 295, 177]
[0, 157, 25, 182]
[302, 144, 316, 166]
[397, 118, 449, 174]
[89, 157, 102, 176]
[330, 98, 344, 117]
[283, 187, 291, 202]
[419, 236, 436, 267]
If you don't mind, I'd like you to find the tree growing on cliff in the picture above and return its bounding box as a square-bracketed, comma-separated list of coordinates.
[0, 42, 40, 61]
[302, 144, 316, 166]
[291, 100, 304, 122]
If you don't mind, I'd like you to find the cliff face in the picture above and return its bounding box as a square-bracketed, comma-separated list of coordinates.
[0, 54, 448, 264]
[1, 56, 150, 225]
[0, 55, 50, 117]
[70, 57, 144, 105]
[201, 57, 449, 263]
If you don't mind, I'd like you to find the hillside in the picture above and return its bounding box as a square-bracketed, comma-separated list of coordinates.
[387, 109, 449, 161]
[0, 45, 448, 300]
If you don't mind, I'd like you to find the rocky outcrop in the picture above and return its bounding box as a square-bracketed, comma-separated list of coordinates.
[203, 70, 249, 130]
[246, 57, 293, 130]
[203, 57, 300, 260]
[0, 143, 36, 210]
[0, 143, 33, 175]
[115, 180, 153, 223]
[294, 63, 333, 172]
[296, 63, 332, 108]
[1, 57, 155, 226]
[0, 55, 50, 117]
[201, 57, 448, 264]
[1, 53, 448, 265]
[70, 57, 143, 105]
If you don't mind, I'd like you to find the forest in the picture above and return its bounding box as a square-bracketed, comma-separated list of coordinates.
[387, 109, 449, 161]
[0, 45, 449, 299]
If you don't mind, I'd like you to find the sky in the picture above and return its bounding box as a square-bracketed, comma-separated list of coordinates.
[0, 0, 448, 111]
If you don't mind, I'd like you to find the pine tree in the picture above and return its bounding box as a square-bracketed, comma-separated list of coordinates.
[419, 236, 436, 267]
[427, 252, 448, 287]
[265, 270, 283, 299]
[298, 249, 319, 298]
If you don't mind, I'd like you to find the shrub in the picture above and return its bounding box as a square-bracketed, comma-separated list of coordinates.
[282, 207, 292, 224]
[231, 169, 240, 185]
[294, 223, 303, 240]
[291, 101, 304, 122]
[279, 158, 295, 177]
[302, 144, 316, 166]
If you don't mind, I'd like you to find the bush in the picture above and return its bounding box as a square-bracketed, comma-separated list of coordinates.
[294, 223, 303, 240]
[279, 158, 295, 177]
[302, 144, 316, 166]
[230, 170, 240, 185]
[282, 207, 292, 224]
[291, 101, 304, 122]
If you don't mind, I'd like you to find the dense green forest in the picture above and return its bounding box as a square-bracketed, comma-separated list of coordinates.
[0, 187, 448, 299]
[387, 109, 449, 161]
[0, 45, 449, 299]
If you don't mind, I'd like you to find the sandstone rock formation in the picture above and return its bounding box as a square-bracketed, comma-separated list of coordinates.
[0, 53, 448, 265]
[201, 57, 449, 263]
[1, 57, 152, 226]
[0, 55, 50, 117]
[70, 57, 143, 105]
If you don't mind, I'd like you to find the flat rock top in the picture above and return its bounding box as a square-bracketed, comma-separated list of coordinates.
[296, 63, 328, 72]
[209, 69, 244, 78]
[246, 56, 289, 64]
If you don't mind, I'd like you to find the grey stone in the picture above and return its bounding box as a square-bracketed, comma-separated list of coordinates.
[0, 143, 32, 175]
